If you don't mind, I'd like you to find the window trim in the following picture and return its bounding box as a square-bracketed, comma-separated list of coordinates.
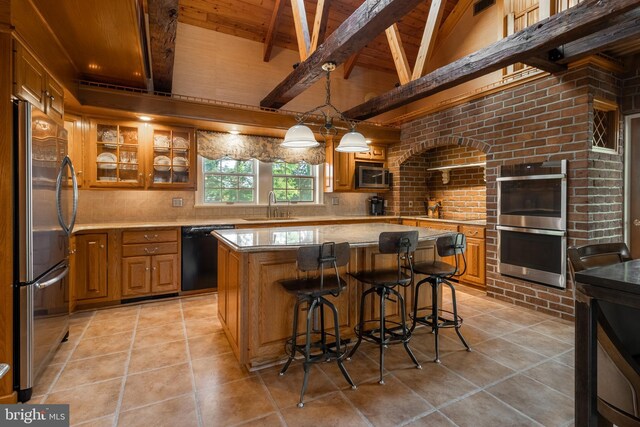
[592, 98, 620, 154]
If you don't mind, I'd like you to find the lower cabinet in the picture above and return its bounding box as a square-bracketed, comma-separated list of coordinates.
[121, 229, 180, 298]
[74, 233, 108, 300]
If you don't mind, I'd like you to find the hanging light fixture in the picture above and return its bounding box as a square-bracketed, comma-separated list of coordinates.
[282, 62, 369, 153]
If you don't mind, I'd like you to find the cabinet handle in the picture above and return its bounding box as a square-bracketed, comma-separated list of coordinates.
[144, 246, 159, 254]
[144, 234, 159, 241]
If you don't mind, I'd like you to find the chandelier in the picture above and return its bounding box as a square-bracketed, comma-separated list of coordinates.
[281, 62, 369, 153]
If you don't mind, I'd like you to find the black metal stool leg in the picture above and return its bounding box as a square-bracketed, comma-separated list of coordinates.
[323, 296, 357, 390]
[348, 286, 372, 359]
[298, 298, 318, 408]
[281, 299, 302, 375]
[445, 279, 470, 351]
[379, 287, 386, 385]
[393, 288, 421, 369]
[411, 279, 423, 332]
[432, 280, 441, 363]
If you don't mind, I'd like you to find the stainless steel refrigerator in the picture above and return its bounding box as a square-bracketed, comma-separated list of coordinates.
[14, 101, 78, 402]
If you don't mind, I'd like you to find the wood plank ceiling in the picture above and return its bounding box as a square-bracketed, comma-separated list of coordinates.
[178, 0, 459, 75]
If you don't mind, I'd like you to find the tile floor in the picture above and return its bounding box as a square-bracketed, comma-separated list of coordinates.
[34, 286, 576, 427]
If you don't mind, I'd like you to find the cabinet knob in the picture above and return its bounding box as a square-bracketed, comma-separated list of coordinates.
[100, 244, 105, 249]
[153, 267, 157, 271]
[634, 219, 640, 227]
[145, 267, 150, 271]
[50, 95, 55, 101]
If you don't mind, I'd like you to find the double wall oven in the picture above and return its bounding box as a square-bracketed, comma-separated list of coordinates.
[497, 160, 567, 289]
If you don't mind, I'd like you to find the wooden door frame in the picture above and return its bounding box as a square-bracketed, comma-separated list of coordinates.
[624, 113, 640, 255]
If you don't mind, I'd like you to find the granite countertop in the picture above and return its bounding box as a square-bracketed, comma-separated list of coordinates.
[213, 223, 453, 252]
[402, 216, 487, 226]
[575, 259, 640, 296]
[72, 215, 398, 232]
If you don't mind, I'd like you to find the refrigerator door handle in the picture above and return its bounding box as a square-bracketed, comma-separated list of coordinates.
[0, 364, 8, 379]
[56, 156, 78, 235]
[34, 263, 69, 290]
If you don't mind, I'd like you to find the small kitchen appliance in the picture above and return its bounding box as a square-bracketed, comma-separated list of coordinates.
[369, 196, 385, 216]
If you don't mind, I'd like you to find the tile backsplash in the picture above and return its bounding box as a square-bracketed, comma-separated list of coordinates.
[75, 190, 372, 224]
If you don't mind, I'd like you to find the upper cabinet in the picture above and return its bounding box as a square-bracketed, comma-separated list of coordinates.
[354, 145, 386, 162]
[13, 41, 64, 123]
[149, 125, 195, 189]
[325, 140, 387, 193]
[85, 118, 196, 190]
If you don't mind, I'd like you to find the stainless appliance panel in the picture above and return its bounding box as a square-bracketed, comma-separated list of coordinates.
[356, 165, 390, 189]
[18, 104, 70, 282]
[497, 225, 566, 289]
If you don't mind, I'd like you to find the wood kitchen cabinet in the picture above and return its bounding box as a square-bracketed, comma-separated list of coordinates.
[149, 125, 196, 189]
[74, 233, 108, 300]
[418, 220, 459, 266]
[354, 145, 386, 161]
[121, 228, 180, 298]
[13, 41, 64, 123]
[459, 225, 486, 288]
[325, 138, 386, 192]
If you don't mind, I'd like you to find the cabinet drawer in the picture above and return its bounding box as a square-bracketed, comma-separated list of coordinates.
[122, 229, 178, 244]
[122, 242, 178, 257]
[460, 225, 485, 239]
[418, 221, 459, 232]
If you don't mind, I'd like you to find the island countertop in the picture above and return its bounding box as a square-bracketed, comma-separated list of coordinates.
[212, 222, 452, 252]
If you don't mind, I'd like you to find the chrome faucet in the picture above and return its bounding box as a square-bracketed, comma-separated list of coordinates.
[267, 191, 277, 218]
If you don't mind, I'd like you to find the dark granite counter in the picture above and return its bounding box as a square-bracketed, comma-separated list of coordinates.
[575, 259, 640, 296]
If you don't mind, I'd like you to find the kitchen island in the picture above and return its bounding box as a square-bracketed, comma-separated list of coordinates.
[213, 223, 453, 369]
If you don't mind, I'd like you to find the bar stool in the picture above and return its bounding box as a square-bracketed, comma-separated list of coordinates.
[348, 231, 422, 384]
[411, 233, 470, 363]
[278, 242, 356, 407]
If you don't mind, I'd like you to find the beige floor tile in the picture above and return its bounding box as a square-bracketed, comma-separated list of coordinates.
[355, 339, 428, 372]
[259, 364, 338, 409]
[473, 337, 547, 371]
[192, 352, 254, 390]
[489, 307, 549, 327]
[139, 299, 182, 312]
[92, 305, 139, 320]
[319, 350, 380, 387]
[393, 362, 479, 408]
[198, 377, 276, 426]
[529, 319, 575, 344]
[71, 331, 133, 360]
[121, 363, 194, 411]
[235, 413, 285, 427]
[410, 328, 468, 361]
[51, 342, 75, 365]
[439, 323, 496, 344]
[281, 391, 369, 426]
[69, 322, 89, 338]
[182, 304, 218, 320]
[117, 393, 199, 427]
[188, 332, 233, 360]
[440, 391, 539, 427]
[70, 311, 95, 325]
[45, 378, 122, 425]
[462, 297, 507, 313]
[524, 359, 575, 398]
[344, 375, 433, 427]
[32, 363, 64, 397]
[487, 374, 574, 426]
[405, 411, 458, 427]
[53, 352, 128, 392]
[465, 313, 523, 335]
[184, 317, 223, 338]
[133, 323, 185, 349]
[136, 309, 183, 330]
[502, 328, 572, 357]
[555, 349, 575, 368]
[181, 294, 216, 307]
[83, 315, 137, 339]
[439, 350, 515, 388]
[74, 415, 115, 427]
[128, 340, 188, 374]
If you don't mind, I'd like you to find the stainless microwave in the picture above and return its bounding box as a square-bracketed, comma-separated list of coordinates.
[355, 164, 391, 189]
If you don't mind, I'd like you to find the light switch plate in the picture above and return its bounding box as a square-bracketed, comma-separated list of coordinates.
[408, 201, 413, 208]
[332, 197, 339, 205]
[172, 198, 183, 207]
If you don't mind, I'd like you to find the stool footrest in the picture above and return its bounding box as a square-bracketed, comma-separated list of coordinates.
[353, 319, 412, 345]
[412, 307, 464, 329]
[284, 333, 351, 361]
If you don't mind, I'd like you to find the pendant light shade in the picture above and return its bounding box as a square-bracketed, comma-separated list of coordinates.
[281, 124, 319, 148]
[335, 129, 369, 153]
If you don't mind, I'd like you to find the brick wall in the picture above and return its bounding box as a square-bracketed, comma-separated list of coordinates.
[389, 64, 624, 320]
[399, 145, 486, 219]
[622, 55, 640, 115]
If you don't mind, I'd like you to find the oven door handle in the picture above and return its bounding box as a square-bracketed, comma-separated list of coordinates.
[496, 225, 566, 236]
[497, 173, 566, 181]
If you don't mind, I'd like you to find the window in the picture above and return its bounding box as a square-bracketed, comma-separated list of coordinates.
[272, 162, 315, 202]
[592, 99, 619, 153]
[202, 158, 256, 203]
[198, 156, 320, 205]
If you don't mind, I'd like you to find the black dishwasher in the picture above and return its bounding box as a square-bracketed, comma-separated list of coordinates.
[181, 225, 235, 291]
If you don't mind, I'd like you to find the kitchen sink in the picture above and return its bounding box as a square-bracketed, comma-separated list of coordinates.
[242, 217, 298, 221]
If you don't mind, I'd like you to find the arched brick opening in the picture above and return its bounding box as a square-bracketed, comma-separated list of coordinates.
[386, 135, 491, 217]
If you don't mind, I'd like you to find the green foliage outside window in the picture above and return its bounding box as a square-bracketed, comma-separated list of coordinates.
[272, 161, 314, 202]
[203, 159, 255, 203]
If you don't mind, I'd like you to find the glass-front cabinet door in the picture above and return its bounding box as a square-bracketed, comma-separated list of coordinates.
[89, 120, 143, 187]
[148, 125, 195, 189]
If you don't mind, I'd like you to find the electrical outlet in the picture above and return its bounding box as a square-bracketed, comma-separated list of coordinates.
[384, 199, 388, 207]
[172, 197, 183, 207]
[408, 201, 413, 208]
[332, 197, 339, 205]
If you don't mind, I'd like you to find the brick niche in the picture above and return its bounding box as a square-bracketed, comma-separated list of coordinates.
[387, 64, 624, 320]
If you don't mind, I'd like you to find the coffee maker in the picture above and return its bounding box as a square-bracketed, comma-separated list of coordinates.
[369, 196, 385, 216]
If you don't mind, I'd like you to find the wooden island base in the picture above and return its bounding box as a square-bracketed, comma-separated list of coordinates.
[217, 238, 440, 370]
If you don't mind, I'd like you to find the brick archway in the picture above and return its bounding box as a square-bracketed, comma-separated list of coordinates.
[392, 135, 491, 168]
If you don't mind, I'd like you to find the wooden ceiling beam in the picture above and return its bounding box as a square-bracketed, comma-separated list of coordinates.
[290, 0, 311, 61]
[385, 24, 411, 85]
[263, 0, 286, 62]
[148, 0, 179, 93]
[310, 0, 331, 53]
[343, 51, 361, 79]
[412, 0, 446, 81]
[344, 0, 640, 120]
[260, 0, 424, 109]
